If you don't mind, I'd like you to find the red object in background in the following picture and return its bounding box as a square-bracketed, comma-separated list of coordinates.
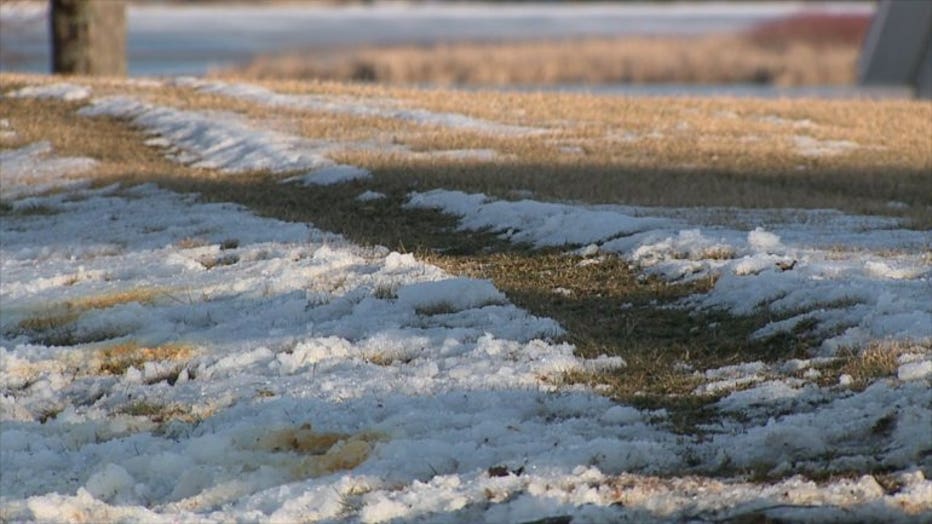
[746, 13, 872, 48]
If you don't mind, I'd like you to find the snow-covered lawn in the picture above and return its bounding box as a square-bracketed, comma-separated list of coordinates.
[1, 80, 930, 522]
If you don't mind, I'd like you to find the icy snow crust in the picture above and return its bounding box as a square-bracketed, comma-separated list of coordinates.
[408, 190, 932, 353]
[2, 83, 931, 522]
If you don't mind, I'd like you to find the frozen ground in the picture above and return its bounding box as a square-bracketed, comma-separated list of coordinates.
[1, 81, 930, 522]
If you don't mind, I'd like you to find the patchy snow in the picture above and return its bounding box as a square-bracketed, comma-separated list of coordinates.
[407, 190, 669, 248]
[403, 148, 502, 162]
[282, 165, 372, 186]
[3, 80, 930, 523]
[0, 141, 97, 199]
[4, 169, 930, 522]
[0, 118, 16, 140]
[356, 190, 386, 202]
[408, 189, 932, 352]
[757, 114, 816, 128]
[6, 82, 91, 101]
[898, 358, 932, 382]
[176, 78, 548, 136]
[792, 135, 859, 157]
[78, 96, 337, 174]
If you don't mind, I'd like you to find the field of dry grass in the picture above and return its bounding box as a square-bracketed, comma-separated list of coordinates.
[2, 73, 930, 416]
[221, 34, 858, 87]
[218, 13, 870, 87]
[9, 73, 930, 218]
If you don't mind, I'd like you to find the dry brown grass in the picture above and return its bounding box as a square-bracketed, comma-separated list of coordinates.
[828, 340, 921, 390]
[218, 34, 859, 88]
[252, 423, 382, 478]
[119, 400, 207, 425]
[13, 288, 166, 346]
[5, 74, 931, 206]
[17, 287, 165, 337]
[96, 340, 194, 376]
[9, 72, 921, 223]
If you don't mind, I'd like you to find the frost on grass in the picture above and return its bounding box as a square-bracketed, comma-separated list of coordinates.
[409, 189, 932, 353]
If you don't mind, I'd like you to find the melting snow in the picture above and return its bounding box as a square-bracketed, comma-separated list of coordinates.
[281, 165, 372, 186]
[0, 141, 97, 199]
[356, 190, 387, 202]
[792, 135, 859, 157]
[7, 82, 91, 101]
[2, 82, 930, 523]
[78, 96, 337, 174]
[176, 78, 548, 136]
[408, 189, 932, 352]
[0, 118, 16, 140]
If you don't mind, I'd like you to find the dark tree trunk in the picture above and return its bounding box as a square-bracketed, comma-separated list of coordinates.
[50, 0, 126, 76]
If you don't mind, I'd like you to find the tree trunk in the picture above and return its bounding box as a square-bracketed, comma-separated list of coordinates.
[50, 0, 126, 76]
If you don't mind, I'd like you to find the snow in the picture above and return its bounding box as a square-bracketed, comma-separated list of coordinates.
[356, 190, 386, 202]
[407, 190, 668, 248]
[78, 96, 336, 174]
[408, 189, 932, 353]
[757, 114, 816, 128]
[792, 135, 859, 157]
[177, 78, 547, 136]
[2, 83, 930, 523]
[747, 227, 781, 252]
[898, 359, 932, 382]
[0, 118, 15, 140]
[0, 141, 97, 199]
[282, 165, 371, 186]
[6, 82, 91, 101]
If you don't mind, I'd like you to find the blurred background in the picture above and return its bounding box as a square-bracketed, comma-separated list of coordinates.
[1, 0, 928, 97]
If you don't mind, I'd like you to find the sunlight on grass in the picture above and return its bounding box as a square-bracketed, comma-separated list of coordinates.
[3, 73, 930, 224]
[830, 340, 917, 389]
[219, 33, 860, 87]
[15, 287, 167, 346]
[95, 340, 195, 376]
[18, 287, 165, 333]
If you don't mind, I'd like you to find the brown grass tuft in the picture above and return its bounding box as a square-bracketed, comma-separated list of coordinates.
[120, 400, 205, 424]
[251, 423, 382, 478]
[256, 423, 346, 454]
[15, 287, 166, 346]
[832, 341, 917, 389]
[96, 340, 194, 376]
